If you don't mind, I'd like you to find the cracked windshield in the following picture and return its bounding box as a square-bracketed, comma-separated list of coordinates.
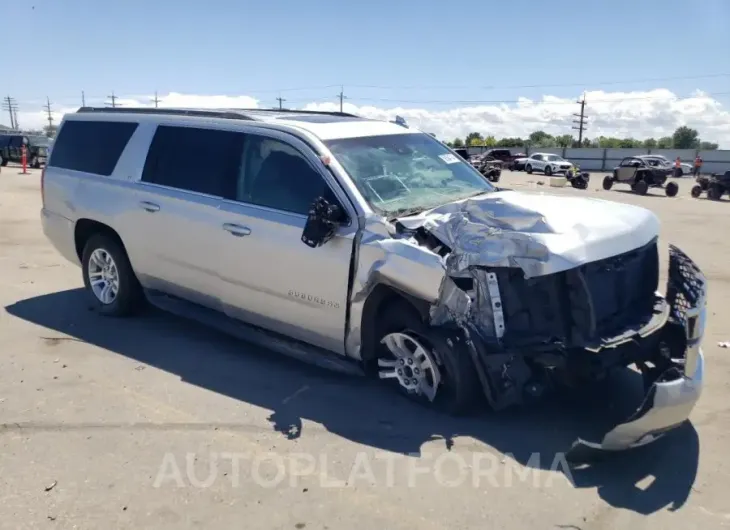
[326, 133, 494, 217]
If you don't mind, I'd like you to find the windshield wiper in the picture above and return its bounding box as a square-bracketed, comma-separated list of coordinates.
[386, 207, 427, 222]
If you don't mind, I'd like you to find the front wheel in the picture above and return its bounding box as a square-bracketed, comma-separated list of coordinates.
[82, 234, 145, 317]
[602, 175, 613, 190]
[544, 165, 553, 176]
[525, 164, 533, 174]
[665, 181, 679, 197]
[708, 184, 723, 201]
[374, 301, 480, 416]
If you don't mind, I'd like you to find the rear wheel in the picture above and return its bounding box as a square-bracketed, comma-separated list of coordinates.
[602, 175, 613, 190]
[374, 300, 480, 416]
[708, 184, 723, 201]
[81, 234, 145, 317]
[691, 184, 703, 198]
[665, 181, 679, 197]
[634, 179, 649, 195]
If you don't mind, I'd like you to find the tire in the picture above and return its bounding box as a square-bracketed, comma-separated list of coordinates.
[544, 165, 553, 176]
[634, 179, 649, 195]
[81, 233, 145, 317]
[708, 185, 723, 201]
[31, 156, 39, 169]
[525, 164, 533, 174]
[665, 181, 679, 197]
[572, 178, 587, 190]
[0, 157, 7, 167]
[374, 300, 480, 416]
[691, 185, 702, 198]
[602, 175, 613, 190]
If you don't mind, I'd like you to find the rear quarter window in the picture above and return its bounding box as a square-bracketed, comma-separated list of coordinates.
[49, 120, 138, 176]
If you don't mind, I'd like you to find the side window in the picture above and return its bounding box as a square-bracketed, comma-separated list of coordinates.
[142, 125, 244, 197]
[237, 135, 332, 215]
[9, 136, 23, 148]
[50, 121, 138, 176]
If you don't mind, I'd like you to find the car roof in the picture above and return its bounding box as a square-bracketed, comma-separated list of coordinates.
[69, 107, 421, 141]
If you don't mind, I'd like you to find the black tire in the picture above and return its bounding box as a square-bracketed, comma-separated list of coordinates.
[602, 175, 613, 190]
[634, 179, 649, 195]
[544, 165, 553, 176]
[374, 300, 480, 416]
[525, 164, 533, 174]
[665, 181, 679, 197]
[81, 233, 145, 317]
[708, 185, 723, 201]
[691, 185, 702, 198]
[572, 178, 587, 190]
[0, 157, 7, 167]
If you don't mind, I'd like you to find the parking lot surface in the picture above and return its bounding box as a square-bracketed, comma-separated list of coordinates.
[1, 167, 729, 529]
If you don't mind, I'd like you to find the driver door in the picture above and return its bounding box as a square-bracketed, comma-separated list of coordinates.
[214, 131, 357, 354]
[617, 158, 638, 182]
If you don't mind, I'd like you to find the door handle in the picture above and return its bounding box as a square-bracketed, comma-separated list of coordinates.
[140, 201, 160, 212]
[222, 223, 251, 237]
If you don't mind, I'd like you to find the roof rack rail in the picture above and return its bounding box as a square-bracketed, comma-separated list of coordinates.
[232, 108, 360, 118]
[76, 107, 256, 121]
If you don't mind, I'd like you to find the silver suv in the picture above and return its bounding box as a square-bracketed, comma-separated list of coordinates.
[41, 107, 707, 460]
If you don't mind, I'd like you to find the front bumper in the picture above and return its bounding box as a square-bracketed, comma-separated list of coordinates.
[567, 245, 707, 461]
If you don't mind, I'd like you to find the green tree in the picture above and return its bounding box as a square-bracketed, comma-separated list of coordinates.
[483, 135, 497, 147]
[657, 136, 673, 149]
[555, 134, 574, 147]
[496, 137, 525, 147]
[528, 130, 554, 147]
[619, 138, 642, 148]
[465, 132, 483, 146]
[643, 138, 657, 149]
[672, 126, 700, 149]
[452, 138, 464, 148]
[699, 141, 719, 150]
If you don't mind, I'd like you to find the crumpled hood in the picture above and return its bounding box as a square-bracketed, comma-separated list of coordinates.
[397, 190, 660, 278]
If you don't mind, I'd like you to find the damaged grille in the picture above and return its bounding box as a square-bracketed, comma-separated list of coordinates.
[488, 239, 660, 348]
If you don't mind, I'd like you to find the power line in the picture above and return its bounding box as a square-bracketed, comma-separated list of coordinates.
[572, 96, 587, 145]
[44, 97, 54, 131]
[2, 96, 19, 129]
[348, 90, 730, 105]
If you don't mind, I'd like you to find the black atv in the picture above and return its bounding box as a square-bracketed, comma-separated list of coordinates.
[602, 155, 678, 197]
[476, 156, 502, 183]
[564, 166, 590, 190]
[691, 171, 730, 200]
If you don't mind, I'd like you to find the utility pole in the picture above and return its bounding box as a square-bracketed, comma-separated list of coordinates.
[152, 91, 161, 108]
[44, 97, 54, 130]
[572, 96, 587, 146]
[106, 91, 118, 108]
[81, 90, 86, 107]
[3, 96, 18, 129]
[275, 96, 286, 110]
[337, 86, 347, 113]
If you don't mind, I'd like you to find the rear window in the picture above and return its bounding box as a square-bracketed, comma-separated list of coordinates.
[49, 120, 138, 176]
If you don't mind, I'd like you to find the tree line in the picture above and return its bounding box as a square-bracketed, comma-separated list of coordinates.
[446, 126, 719, 150]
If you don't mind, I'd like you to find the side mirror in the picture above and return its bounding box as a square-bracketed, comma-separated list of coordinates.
[301, 197, 344, 248]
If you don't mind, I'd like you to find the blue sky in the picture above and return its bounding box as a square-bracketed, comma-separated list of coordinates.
[3, 0, 730, 143]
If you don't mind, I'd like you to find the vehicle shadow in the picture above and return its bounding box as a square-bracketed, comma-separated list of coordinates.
[5, 288, 699, 514]
[611, 189, 669, 199]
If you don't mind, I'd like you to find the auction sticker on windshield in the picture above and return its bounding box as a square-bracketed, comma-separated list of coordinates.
[439, 153, 461, 164]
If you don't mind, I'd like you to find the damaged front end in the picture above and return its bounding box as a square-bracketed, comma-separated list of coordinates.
[350, 192, 706, 458]
[566, 245, 706, 461]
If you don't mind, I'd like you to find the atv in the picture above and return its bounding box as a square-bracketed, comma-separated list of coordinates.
[691, 171, 730, 200]
[564, 166, 590, 190]
[603, 155, 678, 197]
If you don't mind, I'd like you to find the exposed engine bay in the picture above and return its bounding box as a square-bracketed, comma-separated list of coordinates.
[370, 191, 707, 459]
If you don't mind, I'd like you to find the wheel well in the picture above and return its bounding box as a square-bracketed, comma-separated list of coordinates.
[74, 219, 125, 261]
[359, 284, 431, 364]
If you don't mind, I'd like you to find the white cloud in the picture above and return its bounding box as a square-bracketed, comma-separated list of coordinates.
[9, 89, 730, 146]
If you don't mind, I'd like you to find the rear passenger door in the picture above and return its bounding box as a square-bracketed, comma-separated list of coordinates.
[126, 124, 243, 308]
[214, 131, 356, 354]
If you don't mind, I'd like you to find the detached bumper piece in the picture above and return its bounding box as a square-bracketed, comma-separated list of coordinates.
[567, 245, 707, 462]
